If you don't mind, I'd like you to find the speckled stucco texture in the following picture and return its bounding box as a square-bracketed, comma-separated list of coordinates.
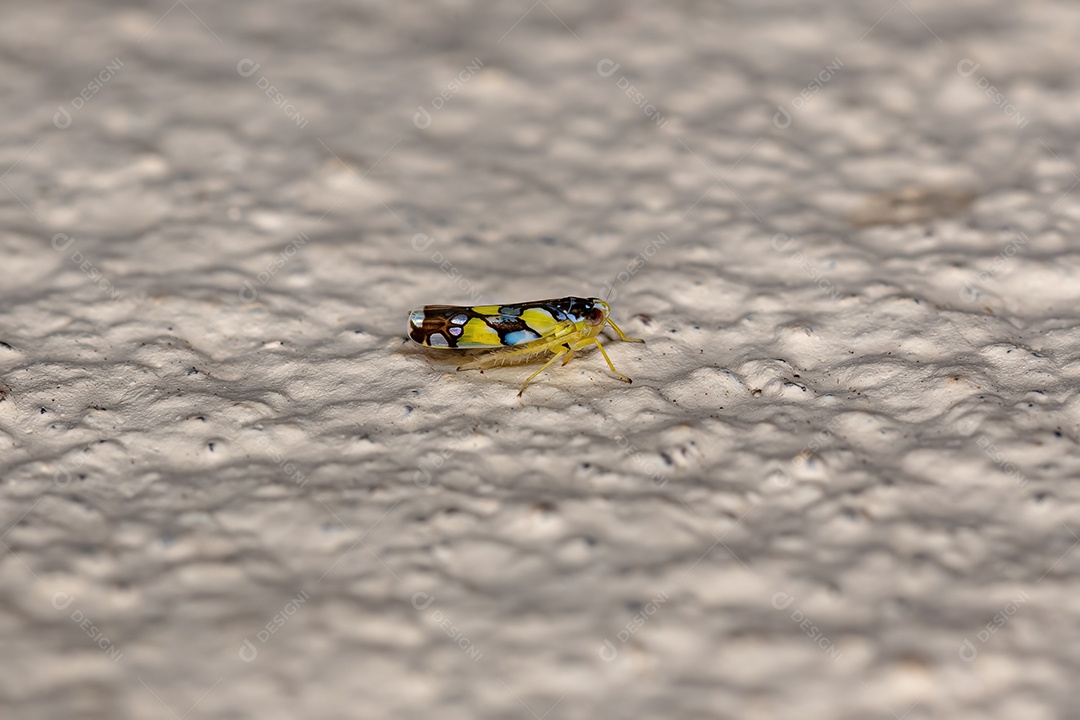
[2, 2, 1079, 718]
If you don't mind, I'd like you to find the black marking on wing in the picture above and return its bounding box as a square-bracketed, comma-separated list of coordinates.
[411, 298, 593, 348]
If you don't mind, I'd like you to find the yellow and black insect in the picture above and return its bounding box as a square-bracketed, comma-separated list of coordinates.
[407, 297, 644, 395]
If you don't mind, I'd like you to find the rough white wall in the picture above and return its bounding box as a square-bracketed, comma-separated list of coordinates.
[1, 1, 1078, 718]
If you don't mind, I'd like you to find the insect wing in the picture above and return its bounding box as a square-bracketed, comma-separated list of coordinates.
[408, 302, 575, 349]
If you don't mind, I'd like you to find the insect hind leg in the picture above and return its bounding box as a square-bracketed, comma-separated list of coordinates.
[560, 342, 575, 366]
[457, 337, 564, 372]
[573, 336, 632, 384]
[517, 347, 568, 396]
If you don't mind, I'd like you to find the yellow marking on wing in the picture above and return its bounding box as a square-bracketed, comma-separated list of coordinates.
[521, 308, 561, 336]
[456, 322, 582, 367]
[471, 305, 500, 315]
[458, 318, 503, 347]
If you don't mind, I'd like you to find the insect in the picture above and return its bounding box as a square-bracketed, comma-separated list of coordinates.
[408, 297, 644, 395]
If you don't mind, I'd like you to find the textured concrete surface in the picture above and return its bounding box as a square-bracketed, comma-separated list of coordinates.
[2, 1, 1079, 718]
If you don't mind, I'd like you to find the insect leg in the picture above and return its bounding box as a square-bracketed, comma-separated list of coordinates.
[457, 336, 564, 371]
[606, 318, 644, 344]
[574, 337, 632, 384]
[459, 353, 516, 372]
[560, 342, 575, 366]
[518, 347, 568, 396]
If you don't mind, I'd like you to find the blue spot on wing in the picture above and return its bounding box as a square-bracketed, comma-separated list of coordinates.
[504, 329, 541, 345]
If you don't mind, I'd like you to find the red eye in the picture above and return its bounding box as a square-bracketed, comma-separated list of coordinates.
[586, 308, 604, 325]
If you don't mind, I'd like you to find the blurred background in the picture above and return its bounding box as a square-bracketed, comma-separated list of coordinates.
[2, 1, 1078, 718]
